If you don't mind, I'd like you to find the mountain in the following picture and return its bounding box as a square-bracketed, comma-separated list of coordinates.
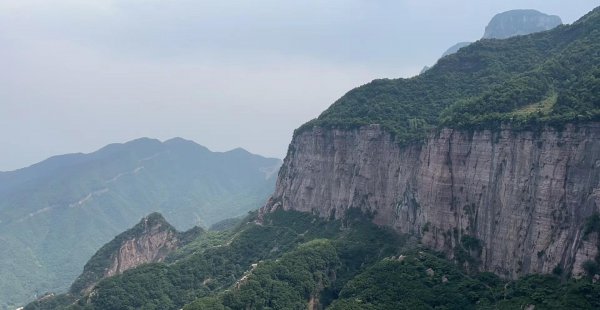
[22, 7, 600, 310]
[0, 138, 280, 310]
[267, 6, 600, 278]
[483, 9, 562, 39]
[422, 9, 563, 73]
[69, 213, 202, 295]
[25, 210, 600, 309]
[440, 41, 472, 58]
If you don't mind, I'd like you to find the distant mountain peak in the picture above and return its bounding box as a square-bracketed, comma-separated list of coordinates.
[164, 137, 195, 145]
[227, 147, 251, 154]
[441, 42, 472, 58]
[483, 9, 562, 39]
[138, 212, 174, 230]
[126, 137, 162, 144]
[96, 137, 163, 156]
[163, 137, 211, 153]
[421, 9, 563, 74]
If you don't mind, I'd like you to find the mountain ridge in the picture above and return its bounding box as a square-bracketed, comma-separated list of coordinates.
[69, 212, 202, 295]
[1, 137, 277, 174]
[422, 9, 563, 73]
[0, 137, 280, 310]
[299, 7, 598, 142]
[17, 6, 600, 310]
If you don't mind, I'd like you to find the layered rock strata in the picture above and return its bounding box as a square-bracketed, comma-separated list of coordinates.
[264, 123, 600, 278]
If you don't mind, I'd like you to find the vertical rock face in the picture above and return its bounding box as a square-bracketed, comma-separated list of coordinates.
[483, 9, 562, 39]
[104, 217, 179, 278]
[264, 124, 600, 278]
[70, 213, 197, 294]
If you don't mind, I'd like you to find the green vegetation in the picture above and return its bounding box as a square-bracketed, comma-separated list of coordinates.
[69, 213, 201, 295]
[209, 217, 245, 232]
[23, 294, 77, 310]
[297, 7, 600, 144]
[26, 210, 600, 310]
[329, 252, 493, 310]
[79, 209, 403, 309]
[21, 7, 600, 310]
[330, 252, 600, 310]
[213, 239, 341, 310]
[0, 138, 280, 309]
[27, 209, 404, 309]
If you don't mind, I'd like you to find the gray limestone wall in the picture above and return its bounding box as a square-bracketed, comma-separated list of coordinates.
[263, 123, 600, 278]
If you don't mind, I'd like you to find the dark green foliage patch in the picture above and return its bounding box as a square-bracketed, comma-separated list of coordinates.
[297, 8, 600, 143]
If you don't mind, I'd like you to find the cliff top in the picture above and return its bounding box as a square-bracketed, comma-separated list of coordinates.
[296, 6, 600, 144]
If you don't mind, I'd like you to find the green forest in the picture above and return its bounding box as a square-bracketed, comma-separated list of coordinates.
[24, 6, 600, 310]
[26, 210, 600, 310]
[297, 7, 600, 144]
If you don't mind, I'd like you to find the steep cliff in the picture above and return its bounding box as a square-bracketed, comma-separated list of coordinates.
[265, 7, 600, 279]
[264, 124, 600, 278]
[69, 213, 202, 294]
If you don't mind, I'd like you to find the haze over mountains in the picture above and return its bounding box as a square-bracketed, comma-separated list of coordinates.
[0, 138, 280, 309]
[24, 6, 600, 310]
[4, 2, 594, 173]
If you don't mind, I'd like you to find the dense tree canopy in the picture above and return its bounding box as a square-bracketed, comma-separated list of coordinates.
[26, 210, 600, 310]
[297, 7, 600, 143]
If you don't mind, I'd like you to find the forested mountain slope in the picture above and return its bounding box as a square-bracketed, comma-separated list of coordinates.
[26, 210, 600, 310]
[23, 6, 600, 310]
[427, 9, 562, 70]
[0, 138, 280, 310]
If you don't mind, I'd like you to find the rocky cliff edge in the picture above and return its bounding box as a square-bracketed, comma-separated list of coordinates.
[263, 124, 600, 278]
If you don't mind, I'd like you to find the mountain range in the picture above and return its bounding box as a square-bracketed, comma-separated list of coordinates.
[20, 5, 600, 310]
[0, 138, 280, 309]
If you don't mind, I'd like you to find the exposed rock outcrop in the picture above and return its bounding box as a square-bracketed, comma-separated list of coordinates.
[70, 213, 201, 294]
[263, 123, 600, 278]
[104, 216, 179, 278]
[483, 9, 562, 39]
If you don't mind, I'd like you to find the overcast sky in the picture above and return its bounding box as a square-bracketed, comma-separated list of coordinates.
[1, 0, 597, 171]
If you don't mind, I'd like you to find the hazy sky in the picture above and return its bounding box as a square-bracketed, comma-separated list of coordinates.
[1, 0, 597, 171]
